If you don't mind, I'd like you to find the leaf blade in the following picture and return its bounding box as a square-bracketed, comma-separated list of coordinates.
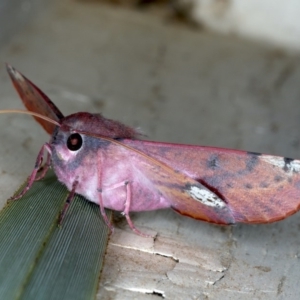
[0, 171, 110, 300]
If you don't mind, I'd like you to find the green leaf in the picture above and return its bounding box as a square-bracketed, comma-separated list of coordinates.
[0, 171, 111, 300]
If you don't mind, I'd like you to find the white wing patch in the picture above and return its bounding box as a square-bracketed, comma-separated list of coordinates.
[8, 65, 25, 81]
[261, 156, 300, 174]
[186, 185, 226, 209]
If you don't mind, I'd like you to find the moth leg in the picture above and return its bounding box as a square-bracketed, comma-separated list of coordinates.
[9, 143, 52, 201]
[58, 180, 78, 225]
[123, 182, 151, 238]
[98, 188, 114, 234]
[102, 181, 150, 237]
[35, 152, 51, 181]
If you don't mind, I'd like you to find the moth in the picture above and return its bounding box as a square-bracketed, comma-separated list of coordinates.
[2, 64, 300, 236]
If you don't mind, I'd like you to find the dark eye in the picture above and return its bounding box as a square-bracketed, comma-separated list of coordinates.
[67, 133, 83, 151]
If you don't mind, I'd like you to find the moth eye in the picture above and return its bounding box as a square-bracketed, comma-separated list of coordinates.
[67, 133, 83, 151]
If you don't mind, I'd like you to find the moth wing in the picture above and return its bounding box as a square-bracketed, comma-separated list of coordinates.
[123, 139, 300, 224]
[129, 151, 235, 224]
[6, 64, 64, 134]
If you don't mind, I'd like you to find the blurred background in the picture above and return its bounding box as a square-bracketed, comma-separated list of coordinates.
[0, 0, 300, 299]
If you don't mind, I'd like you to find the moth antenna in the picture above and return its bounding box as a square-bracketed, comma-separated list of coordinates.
[0, 109, 61, 127]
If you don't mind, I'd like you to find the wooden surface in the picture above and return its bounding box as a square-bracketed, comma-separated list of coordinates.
[0, 1, 300, 299]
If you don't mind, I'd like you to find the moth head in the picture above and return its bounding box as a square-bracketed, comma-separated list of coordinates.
[49, 111, 140, 163]
[4, 64, 141, 165]
[50, 124, 85, 164]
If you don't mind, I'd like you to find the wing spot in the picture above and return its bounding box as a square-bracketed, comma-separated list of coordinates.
[274, 175, 284, 182]
[259, 182, 269, 188]
[207, 155, 220, 170]
[246, 154, 259, 172]
[245, 183, 253, 189]
[262, 156, 300, 174]
[186, 185, 226, 209]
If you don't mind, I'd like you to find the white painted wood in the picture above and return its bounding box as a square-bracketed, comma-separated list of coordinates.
[183, 0, 300, 51]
